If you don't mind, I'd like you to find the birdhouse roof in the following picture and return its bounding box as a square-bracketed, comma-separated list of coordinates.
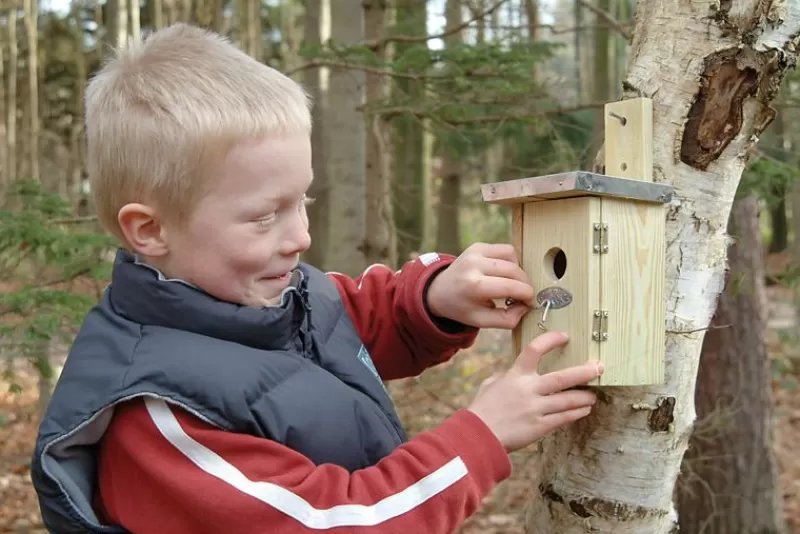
[480, 171, 674, 205]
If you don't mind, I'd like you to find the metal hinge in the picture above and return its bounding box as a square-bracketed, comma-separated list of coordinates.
[592, 310, 609, 341]
[592, 222, 608, 254]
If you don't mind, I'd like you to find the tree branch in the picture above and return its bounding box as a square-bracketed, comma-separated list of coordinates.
[368, 101, 606, 124]
[578, 0, 632, 41]
[287, 58, 504, 80]
[362, 0, 510, 49]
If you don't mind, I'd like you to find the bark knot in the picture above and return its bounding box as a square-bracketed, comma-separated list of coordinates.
[680, 48, 783, 171]
[649, 396, 676, 432]
[539, 483, 667, 521]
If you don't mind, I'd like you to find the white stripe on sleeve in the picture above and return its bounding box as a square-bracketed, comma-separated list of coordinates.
[144, 397, 468, 529]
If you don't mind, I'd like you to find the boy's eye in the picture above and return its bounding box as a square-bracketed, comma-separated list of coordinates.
[255, 215, 276, 229]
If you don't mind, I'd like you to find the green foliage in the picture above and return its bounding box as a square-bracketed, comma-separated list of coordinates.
[738, 157, 799, 208]
[0, 180, 114, 392]
[300, 31, 565, 159]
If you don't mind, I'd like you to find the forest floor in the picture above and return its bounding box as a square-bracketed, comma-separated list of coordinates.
[1, 269, 798, 533]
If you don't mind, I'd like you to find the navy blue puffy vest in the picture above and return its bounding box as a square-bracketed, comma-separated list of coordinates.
[30, 250, 408, 533]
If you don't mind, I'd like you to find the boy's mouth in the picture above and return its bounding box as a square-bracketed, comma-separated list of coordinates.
[263, 270, 294, 282]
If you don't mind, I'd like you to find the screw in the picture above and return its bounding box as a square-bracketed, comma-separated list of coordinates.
[608, 111, 627, 125]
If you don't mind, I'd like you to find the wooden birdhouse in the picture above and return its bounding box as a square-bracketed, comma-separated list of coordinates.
[481, 98, 673, 386]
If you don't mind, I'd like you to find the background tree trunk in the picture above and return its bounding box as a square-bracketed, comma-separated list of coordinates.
[676, 194, 786, 534]
[325, 0, 366, 275]
[302, 0, 329, 270]
[363, 0, 396, 267]
[435, 0, 463, 256]
[524, 1, 800, 532]
[7, 3, 18, 187]
[0, 9, 6, 197]
[23, 0, 38, 183]
[393, 0, 428, 262]
[588, 0, 611, 164]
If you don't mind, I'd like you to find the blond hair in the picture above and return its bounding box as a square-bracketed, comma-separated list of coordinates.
[85, 23, 311, 245]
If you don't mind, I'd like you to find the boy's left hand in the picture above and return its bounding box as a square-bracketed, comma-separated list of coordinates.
[426, 243, 534, 329]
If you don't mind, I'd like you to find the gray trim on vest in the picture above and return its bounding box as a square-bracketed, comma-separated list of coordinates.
[31, 250, 407, 533]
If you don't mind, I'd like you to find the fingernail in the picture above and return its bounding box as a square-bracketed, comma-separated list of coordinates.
[596, 362, 605, 374]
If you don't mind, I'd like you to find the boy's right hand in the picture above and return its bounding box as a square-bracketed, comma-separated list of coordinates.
[467, 331, 602, 452]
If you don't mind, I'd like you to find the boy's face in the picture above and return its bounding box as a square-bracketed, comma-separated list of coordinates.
[150, 134, 313, 308]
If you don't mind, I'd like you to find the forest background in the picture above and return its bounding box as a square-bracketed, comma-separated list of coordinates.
[1, 0, 799, 532]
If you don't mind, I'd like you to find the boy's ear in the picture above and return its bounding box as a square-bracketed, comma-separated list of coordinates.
[118, 203, 169, 257]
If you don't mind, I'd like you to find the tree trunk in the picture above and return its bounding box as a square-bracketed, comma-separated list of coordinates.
[436, 160, 461, 255]
[117, 0, 128, 48]
[325, 0, 366, 276]
[393, 0, 428, 262]
[524, 1, 800, 532]
[69, 0, 87, 212]
[151, 0, 164, 29]
[435, 0, 462, 256]
[23, 0, 38, 183]
[768, 196, 788, 252]
[0, 11, 6, 198]
[129, 0, 141, 43]
[793, 183, 800, 270]
[588, 0, 611, 165]
[766, 97, 789, 254]
[362, 0, 396, 268]
[7, 2, 18, 187]
[676, 194, 786, 534]
[302, 0, 329, 270]
[573, 0, 583, 99]
[280, 1, 301, 72]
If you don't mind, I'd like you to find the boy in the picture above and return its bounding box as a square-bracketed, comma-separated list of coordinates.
[31, 23, 602, 533]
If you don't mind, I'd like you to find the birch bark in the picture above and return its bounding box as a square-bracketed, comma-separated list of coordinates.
[525, 1, 800, 532]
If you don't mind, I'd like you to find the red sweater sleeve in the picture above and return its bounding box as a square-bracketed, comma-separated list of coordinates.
[95, 398, 511, 534]
[327, 253, 479, 380]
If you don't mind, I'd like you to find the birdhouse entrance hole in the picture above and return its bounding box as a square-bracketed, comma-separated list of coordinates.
[544, 247, 567, 281]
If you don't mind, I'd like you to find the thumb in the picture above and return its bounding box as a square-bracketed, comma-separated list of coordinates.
[513, 331, 569, 374]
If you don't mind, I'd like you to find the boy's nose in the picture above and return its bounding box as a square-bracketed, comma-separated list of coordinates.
[280, 215, 312, 256]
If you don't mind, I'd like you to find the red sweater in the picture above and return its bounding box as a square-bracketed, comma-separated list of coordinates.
[95, 253, 513, 533]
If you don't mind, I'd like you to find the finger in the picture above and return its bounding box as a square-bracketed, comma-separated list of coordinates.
[465, 306, 529, 329]
[473, 276, 535, 303]
[513, 332, 570, 373]
[479, 257, 531, 286]
[536, 405, 594, 435]
[536, 389, 597, 416]
[534, 360, 604, 396]
[469, 243, 519, 264]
